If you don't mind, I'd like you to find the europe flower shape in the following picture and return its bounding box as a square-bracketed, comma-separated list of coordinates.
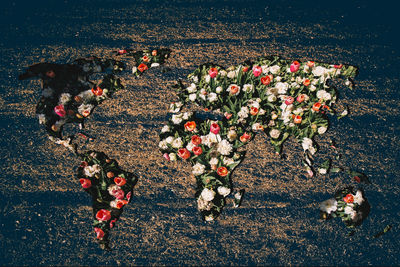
[159, 55, 358, 221]
[319, 187, 370, 229]
[77, 150, 138, 250]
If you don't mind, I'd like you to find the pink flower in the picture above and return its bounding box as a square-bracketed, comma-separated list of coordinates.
[126, 191, 132, 202]
[285, 96, 294, 105]
[54, 105, 66, 117]
[163, 153, 170, 161]
[113, 189, 125, 200]
[94, 227, 104, 239]
[252, 65, 262, 77]
[296, 94, 306, 103]
[210, 123, 220, 134]
[209, 67, 218, 78]
[110, 218, 117, 228]
[79, 178, 92, 189]
[290, 61, 300, 72]
[96, 209, 111, 221]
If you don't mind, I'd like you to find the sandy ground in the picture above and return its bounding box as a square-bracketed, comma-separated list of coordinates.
[1, 0, 400, 265]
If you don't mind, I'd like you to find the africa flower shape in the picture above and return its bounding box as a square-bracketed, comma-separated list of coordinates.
[77, 150, 138, 250]
[159, 55, 358, 221]
[319, 187, 370, 229]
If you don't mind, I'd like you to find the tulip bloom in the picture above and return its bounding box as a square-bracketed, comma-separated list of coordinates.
[94, 227, 104, 239]
[184, 121, 196, 132]
[91, 86, 103, 96]
[250, 107, 259, 116]
[191, 135, 202, 145]
[210, 123, 220, 134]
[209, 67, 218, 78]
[290, 61, 300, 72]
[285, 96, 294, 105]
[193, 146, 203, 155]
[138, 63, 148, 72]
[79, 178, 92, 189]
[312, 102, 322, 112]
[294, 115, 302, 124]
[114, 176, 126, 186]
[178, 148, 191, 159]
[343, 194, 354, 203]
[296, 94, 306, 103]
[303, 79, 310, 86]
[252, 65, 262, 77]
[96, 209, 111, 222]
[217, 166, 229, 177]
[261, 76, 271, 85]
[54, 105, 66, 117]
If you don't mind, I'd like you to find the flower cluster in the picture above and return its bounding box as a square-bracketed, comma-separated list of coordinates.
[77, 151, 138, 250]
[319, 187, 370, 228]
[125, 48, 171, 77]
[160, 56, 358, 220]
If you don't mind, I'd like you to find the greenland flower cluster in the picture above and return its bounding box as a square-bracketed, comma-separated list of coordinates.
[77, 151, 138, 250]
[125, 48, 171, 77]
[160, 55, 358, 220]
[319, 187, 370, 228]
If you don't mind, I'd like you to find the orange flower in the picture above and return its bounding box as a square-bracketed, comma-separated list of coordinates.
[343, 194, 354, 203]
[240, 132, 251, 142]
[230, 85, 239, 95]
[294, 115, 302, 124]
[217, 166, 228, 177]
[242, 66, 249, 72]
[184, 121, 196, 131]
[178, 148, 191, 159]
[307, 61, 315, 68]
[312, 102, 322, 112]
[296, 94, 305, 103]
[138, 63, 148, 72]
[191, 135, 202, 146]
[261, 76, 271, 85]
[91, 86, 103, 96]
[193, 146, 203, 156]
[107, 172, 114, 178]
[151, 50, 157, 56]
[142, 55, 150, 62]
[96, 209, 111, 221]
[114, 176, 126, 186]
[303, 79, 310, 86]
[250, 107, 259, 116]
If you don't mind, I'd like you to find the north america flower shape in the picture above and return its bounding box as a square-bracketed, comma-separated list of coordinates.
[159, 55, 358, 221]
[77, 150, 138, 250]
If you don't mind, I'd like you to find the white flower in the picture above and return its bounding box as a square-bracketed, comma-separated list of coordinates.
[252, 122, 263, 131]
[171, 114, 183, 124]
[227, 129, 237, 141]
[150, 63, 160, 68]
[267, 95, 277, 102]
[309, 85, 317, 92]
[38, 114, 46, 124]
[227, 84, 240, 96]
[209, 157, 219, 166]
[318, 126, 327, 135]
[186, 141, 195, 151]
[319, 198, 337, 214]
[217, 139, 233, 155]
[276, 82, 289, 94]
[312, 66, 327, 76]
[107, 184, 121, 195]
[201, 188, 216, 202]
[217, 186, 231, 197]
[269, 129, 280, 139]
[83, 164, 101, 177]
[192, 163, 206, 176]
[354, 190, 364, 205]
[189, 93, 197, 102]
[316, 90, 331, 101]
[169, 102, 183, 113]
[219, 70, 227, 77]
[275, 76, 282, 82]
[42, 88, 53, 98]
[132, 66, 137, 73]
[269, 65, 280, 74]
[158, 140, 168, 150]
[187, 83, 197, 93]
[302, 137, 316, 154]
[344, 206, 356, 218]
[242, 84, 254, 93]
[161, 125, 170, 133]
[215, 86, 223, 93]
[78, 89, 94, 100]
[261, 65, 269, 73]
[191, 76, 198, 83]
[247, 99, 259, 108]
[293, 108, 303, 115]
[169, 153, 177, 161]
[204, 75, 211, 83]
[171, 137, 183, 148]
[78, 104, 94, 117]
[227, 71, 236, 79]
[318, 168, 327, 175]
[165, 136, 174, 144]
[205, 215, 214, 221]
[208, 92, 218, 102]
[238, 106, 249, 119]
[223, 157, 234, 166]
[199, 89, 207, 100]
[59, 93, 71, 105]
[259, 108, 266, 115]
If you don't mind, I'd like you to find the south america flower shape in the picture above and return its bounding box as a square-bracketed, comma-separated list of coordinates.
[159, 56, 358, 221]
[77, 150, 138, 250]
[319, 187, 370, 229]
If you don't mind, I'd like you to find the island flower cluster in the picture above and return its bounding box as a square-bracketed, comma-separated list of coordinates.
[19, 56, 125, 152]
[319, 187, 370, 228]
[159, 55, 358, 221]
[77, 150, 138, 250]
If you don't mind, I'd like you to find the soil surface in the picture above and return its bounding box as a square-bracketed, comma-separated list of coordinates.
[1, 0, 399, 265]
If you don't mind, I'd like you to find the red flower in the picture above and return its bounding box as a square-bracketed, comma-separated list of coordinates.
[290, 61, 300, 72]
[193, 146, 203, 156]
[184, 121, 196, 132]
[354, 176, 361, 183]
[138, 63, 148, 72]
[261, 76, 271, 85]
[96, 209, 111, 222]
[210, 123, 220, 134]
[177, 148, 191, 159]
[312, 102, 322, 112]
[54, 105, 66, 117]
[209, 67, 218, 78]
[126, 191, 132, 202]
[294, 115, 302, 124]
[191, 135, 202, 146]
[114, 176, 126, 186]
[285, 96, 294, 105]
[142, 55, 150, 62]
[163, 153, 170, 161]
[80, 161, 88, 168]
[296, 94, 306, 103]
[224, 112, 232, 120]
[91, 86, 103, 96]
[250, 107, 259, 116]
[334, 64, 343, 69]
[110, 218, 117, 228]
[151, 50, 157, 56]
[240, 132, 251, 142]
[217, 166, 228, 177]
[343, 194, 354, 203]
[307, 61, 315, 68]
[79, 178, 92, 189]
[242, 66, 249, 72]
[303, 79, 310, 86]
[117, 49, 127, 55]
[94, 227, 104, 239]
[45, 70, 55, 78]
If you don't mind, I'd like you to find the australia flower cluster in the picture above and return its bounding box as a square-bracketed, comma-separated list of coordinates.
[319, 187, 370, 228]
[159, 55, 358, 221]
[77, 150, 138, 250]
